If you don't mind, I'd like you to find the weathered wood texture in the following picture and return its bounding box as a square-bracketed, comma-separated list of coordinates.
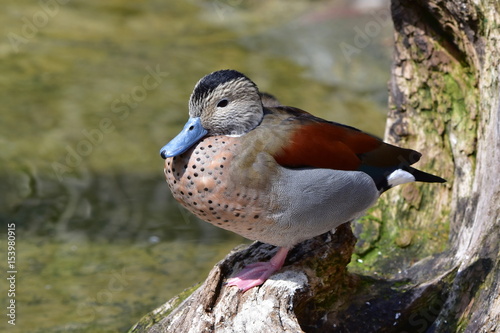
[130, 1, 499, 332]
[384, 0, 500, 331]
[131, 225, 359, 332]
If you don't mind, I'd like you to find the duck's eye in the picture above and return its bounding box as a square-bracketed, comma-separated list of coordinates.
[217, 99, 229, 108]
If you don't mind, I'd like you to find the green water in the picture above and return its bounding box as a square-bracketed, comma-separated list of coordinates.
[0, 0, 392, 331]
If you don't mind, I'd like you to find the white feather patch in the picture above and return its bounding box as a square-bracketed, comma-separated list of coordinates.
[225, 133, 244, 137]
[387, 169, 416, 187]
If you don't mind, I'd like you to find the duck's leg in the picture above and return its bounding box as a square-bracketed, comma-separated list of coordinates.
[226, 247, 290, 292]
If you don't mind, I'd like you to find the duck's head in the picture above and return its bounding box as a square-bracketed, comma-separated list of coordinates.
[160, 70, 263, 159]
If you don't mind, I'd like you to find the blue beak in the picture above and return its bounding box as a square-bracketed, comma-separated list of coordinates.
[160, 117, 208, 159]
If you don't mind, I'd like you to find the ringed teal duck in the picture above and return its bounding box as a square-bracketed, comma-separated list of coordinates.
[160, 70, 445, 291]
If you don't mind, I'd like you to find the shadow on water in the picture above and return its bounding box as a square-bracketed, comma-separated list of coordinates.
[0, 0, 392, 331]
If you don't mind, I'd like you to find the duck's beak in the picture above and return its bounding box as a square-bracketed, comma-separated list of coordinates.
[160, 117, 208, 159]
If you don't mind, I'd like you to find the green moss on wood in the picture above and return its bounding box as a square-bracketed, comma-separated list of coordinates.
[128, 283, 201, 333]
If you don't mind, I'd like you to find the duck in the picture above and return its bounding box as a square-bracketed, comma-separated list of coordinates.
[160, 69, 445, 292]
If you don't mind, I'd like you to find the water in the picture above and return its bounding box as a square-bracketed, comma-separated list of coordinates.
[0, 0, 391, 331]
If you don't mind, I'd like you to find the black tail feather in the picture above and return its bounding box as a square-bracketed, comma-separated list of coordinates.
[406, 166, 446, 183]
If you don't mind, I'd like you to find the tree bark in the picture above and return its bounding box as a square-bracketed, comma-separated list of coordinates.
[130, 1, 499, 332]
[384, 0, 500, 331]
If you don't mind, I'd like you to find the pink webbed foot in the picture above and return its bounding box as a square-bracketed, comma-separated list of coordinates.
[226, 262, 279, 291]
[226, 247, 289, 292]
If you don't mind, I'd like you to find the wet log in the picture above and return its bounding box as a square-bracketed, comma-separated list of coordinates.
[130, 1, 499, 332]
